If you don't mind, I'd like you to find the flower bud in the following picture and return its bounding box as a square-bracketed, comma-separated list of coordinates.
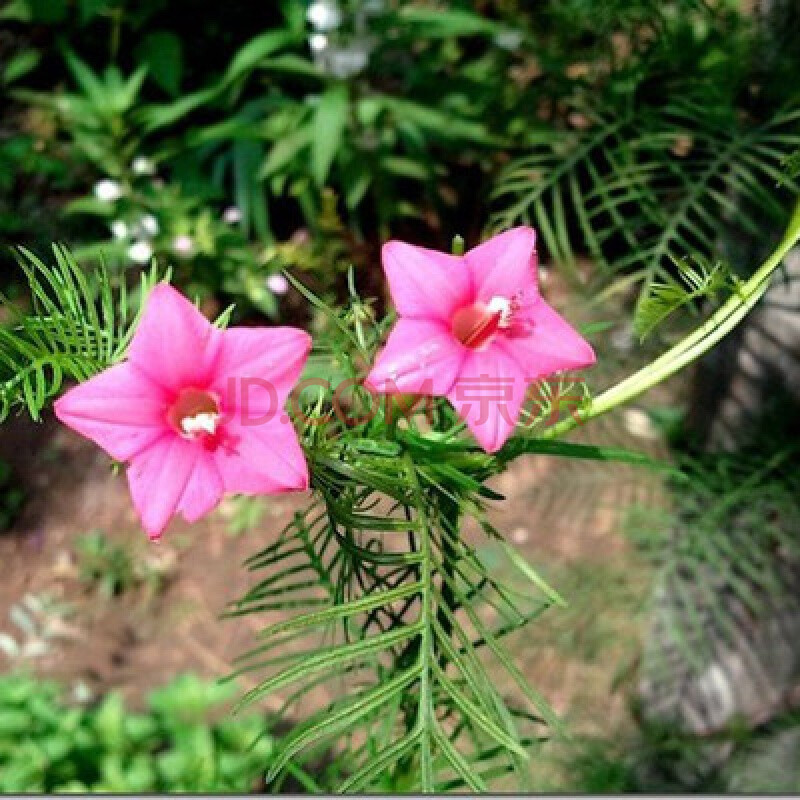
[267, 274, 289, 295]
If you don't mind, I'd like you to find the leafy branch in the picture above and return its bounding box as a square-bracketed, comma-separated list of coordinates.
[491, 87, 800, 298]
[224, 287, 638, 791]
[544, 198, 800, 439]
[633, 255, 740, 341]
[0, 246, 163, 421]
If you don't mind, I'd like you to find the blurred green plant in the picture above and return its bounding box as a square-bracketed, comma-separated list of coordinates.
[0, 17, 71, 247]
[221, 497, 268, 538]
[75, 532, 136, 597]
[74, 530, 169, 598]
[0, 672, 277, 792]
[12, 52, 290, 317]
[529, 708, 800, 792]
[6, 0, 800, 317]
[4, 0, 530, 312]
[629, 445, 800, 676]
[0, 246, 163, 422]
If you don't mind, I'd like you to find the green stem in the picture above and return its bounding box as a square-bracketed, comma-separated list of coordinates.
[543, 199, 800, 439]
[435, 493, 461, 670]
[403, 452, 435, 791]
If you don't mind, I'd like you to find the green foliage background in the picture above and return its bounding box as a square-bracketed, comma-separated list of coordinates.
[3, 0, 796, 311]
[0, 672, 276, 792]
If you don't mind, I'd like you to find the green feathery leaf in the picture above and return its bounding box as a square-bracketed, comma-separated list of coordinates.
[0, 246, 164, 421]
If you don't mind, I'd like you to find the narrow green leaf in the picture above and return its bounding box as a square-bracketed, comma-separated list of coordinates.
[311, 85, 349, 188]
[498, 541, 567, 608]
[434, 727, 487, 792]
[255, 581, 424, 639]
[135, 31, 183, 96]
[339, 728, 423, 793]
[237, 623, 422, 709]
[223, 30, 296, 85]
[267, 667, 419, 782]
[433, 663, 528, 758]
[2, 50, 40, 85]
[497, 437, 673, 473]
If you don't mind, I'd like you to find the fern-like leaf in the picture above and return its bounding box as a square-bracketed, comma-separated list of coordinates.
[491, 96, 800, 299]
[0, 246, 163, 421]
[634, 255, 738, 341]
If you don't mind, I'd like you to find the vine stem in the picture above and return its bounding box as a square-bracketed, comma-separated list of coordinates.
[435, 493, 461, 670]
[392, 454, 469, 791]
[386, 455, 437, 790]
[543, 199, 800, 440]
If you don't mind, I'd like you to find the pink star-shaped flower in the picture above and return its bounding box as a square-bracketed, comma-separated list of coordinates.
[365, 228, 596, 452]
[55, 284, 311, 539]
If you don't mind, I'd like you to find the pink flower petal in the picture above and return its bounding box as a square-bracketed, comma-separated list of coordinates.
[447, 344, 528, 453]
[365, 318, 465, 396]
[215, 417, 309, 496]
[127, 436, 197, 539]
[127, 283, 222, 393]
[382, 241, 472, 322]
[211, 327, 311, 415]
[466, 227, 538, 304]
[54, 363, 170, 462]
[176, 449, 225, 523]
[505, 298, 596, 379]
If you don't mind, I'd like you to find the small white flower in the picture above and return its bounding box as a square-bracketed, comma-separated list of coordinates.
[328, 46, 369, 78]
[110, 220, 128, 240]
[307, 1, 342, 31]
[172, 234, 194, 257]
[266, 274, 289, 295]
[309, 33, 329, 53]
[127, 240, 153, 265]
[131, 156, 156, 176]
[139, 214, 159, 237]
[495, 30, 523, 51]
[94, 179, 122, 203]
[223, 206, 242, 224]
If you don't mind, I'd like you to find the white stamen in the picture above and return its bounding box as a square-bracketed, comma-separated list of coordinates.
[181, 412, 219, 437]
[487, 296, 513, 328]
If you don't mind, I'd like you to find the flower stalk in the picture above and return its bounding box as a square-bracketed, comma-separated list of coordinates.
[543, 200, 800, 440]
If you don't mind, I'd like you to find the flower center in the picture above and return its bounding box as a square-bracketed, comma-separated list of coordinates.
[168, 388, 221, 439]
[452, 296, 514, 349]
